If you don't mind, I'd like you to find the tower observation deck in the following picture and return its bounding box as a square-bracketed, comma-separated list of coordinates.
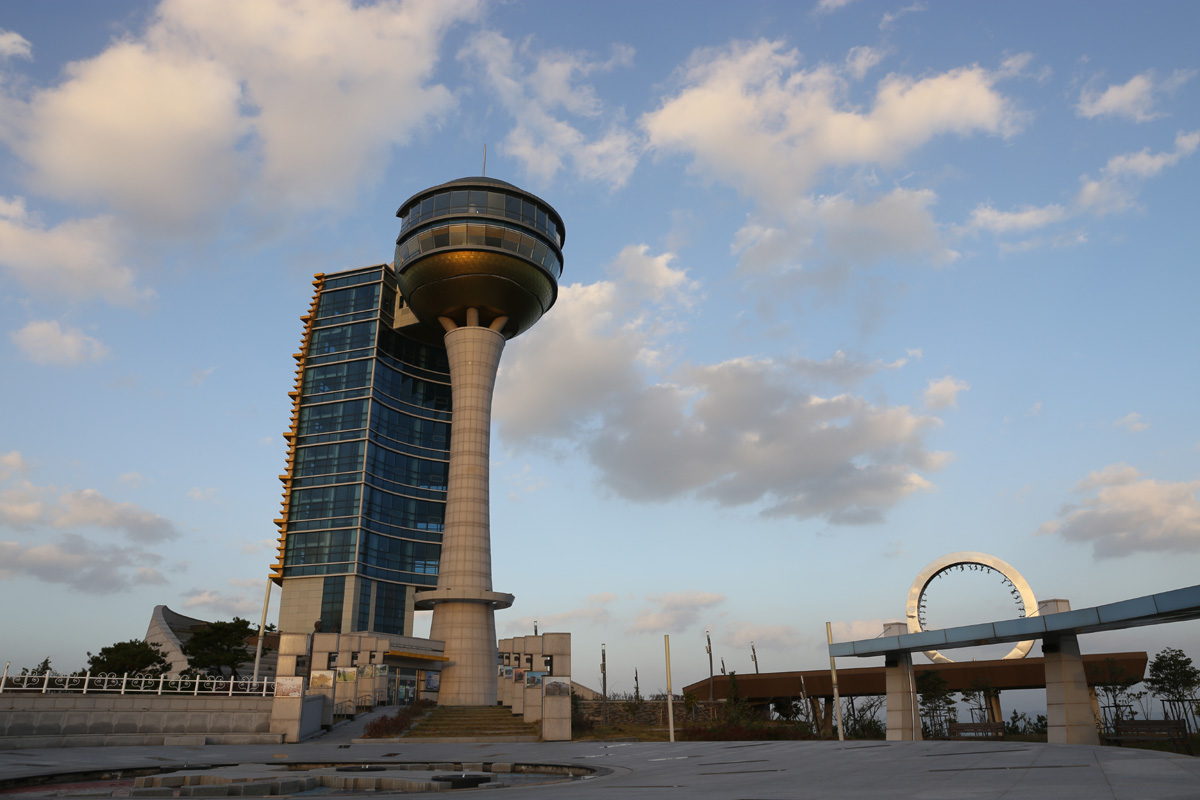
[393, 177, 565, 705]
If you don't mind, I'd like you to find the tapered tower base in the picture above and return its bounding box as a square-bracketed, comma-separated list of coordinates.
[416, 321, 511, 705]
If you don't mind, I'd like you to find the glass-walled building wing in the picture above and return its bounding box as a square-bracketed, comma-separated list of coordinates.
[275, 265, 451, 637]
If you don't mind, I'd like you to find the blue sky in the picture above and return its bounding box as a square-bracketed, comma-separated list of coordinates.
[1, 0, 1198, 700]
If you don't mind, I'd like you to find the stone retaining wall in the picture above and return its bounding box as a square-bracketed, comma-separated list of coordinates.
[576, 698, 721, 726]
[0, 694, 277, 749]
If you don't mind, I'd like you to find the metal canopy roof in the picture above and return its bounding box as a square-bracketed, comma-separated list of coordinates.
[829, 583, 1200, 659]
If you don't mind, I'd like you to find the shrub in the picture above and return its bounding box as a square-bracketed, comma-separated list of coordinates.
[361, 699, 435, 738]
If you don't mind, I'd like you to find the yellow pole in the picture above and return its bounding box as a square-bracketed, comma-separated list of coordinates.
[665, 635, 675, 743]
[826, 622, 845, 742]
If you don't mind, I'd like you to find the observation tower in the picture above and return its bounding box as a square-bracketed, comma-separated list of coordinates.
[394, 177, 565, 705]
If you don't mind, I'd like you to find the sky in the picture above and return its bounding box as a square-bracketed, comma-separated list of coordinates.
[1, 0, 1198, 707]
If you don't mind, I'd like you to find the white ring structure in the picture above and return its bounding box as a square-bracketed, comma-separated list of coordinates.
[905, 551, 1038, 664]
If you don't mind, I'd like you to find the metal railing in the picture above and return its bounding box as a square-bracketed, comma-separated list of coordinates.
[0, 669, 275, 697]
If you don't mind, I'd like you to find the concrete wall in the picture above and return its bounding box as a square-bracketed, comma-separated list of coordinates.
[269, 693, 325, 744]
[0, 694, 278, 749]
[576, 698, 720, 726]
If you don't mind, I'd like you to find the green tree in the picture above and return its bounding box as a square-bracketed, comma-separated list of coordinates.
[683, 691, 699, 722]
[1145, 648, 1200, 702]
[720, 671, 754, 726]
[181, 618, 258, 678]
[916, 669, 956, 738]
[1145, 647, 1200, 731]
[85, 639, 170, 676]
[1089, 657, 1141, 731]
[772, 697, 799, 722]
[19, 657, 54, 676]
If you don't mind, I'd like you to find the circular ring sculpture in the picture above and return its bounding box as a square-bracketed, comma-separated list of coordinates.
[905, 551, 1038, 664]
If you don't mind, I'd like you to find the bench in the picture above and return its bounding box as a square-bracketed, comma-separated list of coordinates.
[948, 722, 1004, 740]
[1104, 719, 1192, 755]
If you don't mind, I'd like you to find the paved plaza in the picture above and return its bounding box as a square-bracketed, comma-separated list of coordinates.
[1, 712, 1198, 800]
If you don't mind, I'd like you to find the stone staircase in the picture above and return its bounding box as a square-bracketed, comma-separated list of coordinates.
[402, 705, 540, 742]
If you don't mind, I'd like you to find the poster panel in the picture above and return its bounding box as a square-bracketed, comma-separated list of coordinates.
[274, 676, 304, 697]
[544, 676, 571, 697]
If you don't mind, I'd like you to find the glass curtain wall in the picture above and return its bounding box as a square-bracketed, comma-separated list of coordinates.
[281, 265, 450, 635]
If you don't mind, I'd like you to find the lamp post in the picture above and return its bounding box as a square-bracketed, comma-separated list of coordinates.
[705, 630, 714, 701]
[751, 641, 759, 674]
[601, 643, 607, 725]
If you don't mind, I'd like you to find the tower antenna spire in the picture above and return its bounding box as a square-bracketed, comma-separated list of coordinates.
[482, 144, 487, 177]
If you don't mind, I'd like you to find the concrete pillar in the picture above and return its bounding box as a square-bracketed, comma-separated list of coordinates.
[882, 622, 921, 741]
[884, 653, 922, 741]
[424, 322, 513, 705]
[986, 691, 1003, 724]
[1042, 599, 1099, 745]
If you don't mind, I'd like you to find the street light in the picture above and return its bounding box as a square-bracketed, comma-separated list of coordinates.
[751, 641, 759, 674]
[705, 629, 714, 701]
[601, 643, 607, 725]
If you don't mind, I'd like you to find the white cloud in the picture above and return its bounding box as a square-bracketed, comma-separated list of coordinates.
[190, 366, 217, 386]
[643, 40, 1022, 210]
[0, 198, 154, 306]
[961, 129, 1198, 250]
[734, 187, 958, 286]
[187, 487, 219, 503]
[118, 472, 143, 487]
[183, 587, 260, 618]
[0, 451, 29, 482]
[52, 488, 181, 543]
[631, 591, 725, 633]
[723, 623, 809, 650]
[845, 46, 884, 81]
[1, 0, 481, 233]
[786, 349, 909, 387]
[0, 29, 32, 60]
[0, 534, 166, 594]
[0, 455, 180, 543]
[829, 618, 888, 641]
[1039, 464, 1200, 558]
[879, 3, 925, 30]
[923, 376, 969, 410]
[498, 247, 946, 525]
[238, 538, 275, 556]
[1114, 412, 1149, 433]
[458, 31, 638, 189]
[1076, 129, 1200, 215]
[609, 244, 698, 305]
[11, 320, 110, 366]
[966, 203, 1067, 234]
[503, 593, 617, 635]
[815, 0, 857, 15]
[1076, 69, 1196, 122]
[644, 44, 1008, 283]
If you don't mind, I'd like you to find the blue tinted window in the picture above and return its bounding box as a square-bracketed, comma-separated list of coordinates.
[297, 399, 369, 435]
[304, 360, 372, 396]
[367, 443, 448, 491]
[321, 576, 346, 633]
[294, 441, 366, 477]
[372, 582, 406, 635]
[362, 487, 444, 531]
[290, 484, 361, 521]
[316, 284, 379, 319]
[309, 321, 375, 355]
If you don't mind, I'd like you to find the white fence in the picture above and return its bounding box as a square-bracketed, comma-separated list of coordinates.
[0, 669, 275, 697]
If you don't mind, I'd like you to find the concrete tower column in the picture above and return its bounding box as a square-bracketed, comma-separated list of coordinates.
[423, 314, 514, 705]
[1041, 598, 1100, 745]
[882, 622, 922, 741]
